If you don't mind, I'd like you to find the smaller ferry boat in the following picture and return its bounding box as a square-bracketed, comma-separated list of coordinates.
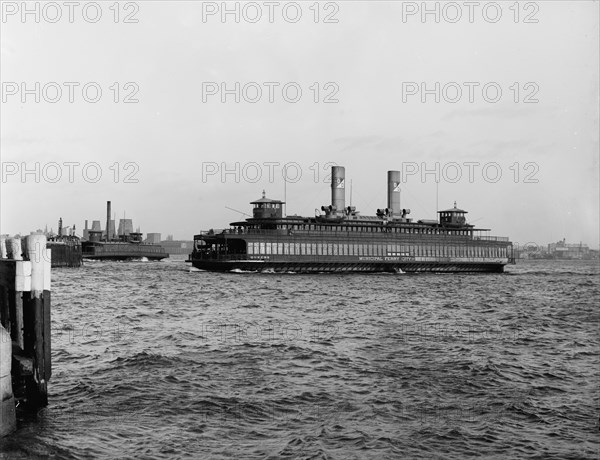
[81, 201, 168, 261]
[190, 166, 515, 273]
[47, 218, 83, 267]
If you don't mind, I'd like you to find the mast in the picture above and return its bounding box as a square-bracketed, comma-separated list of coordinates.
[106, 201, 111, 241]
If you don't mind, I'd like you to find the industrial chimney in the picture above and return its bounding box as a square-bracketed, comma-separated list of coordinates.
[331, 166, 345, 211]
[387, 171, 401, 216]
[106, 201, 111, 241]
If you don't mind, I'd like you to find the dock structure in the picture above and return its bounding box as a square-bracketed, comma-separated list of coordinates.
[0, 234, 52, 437]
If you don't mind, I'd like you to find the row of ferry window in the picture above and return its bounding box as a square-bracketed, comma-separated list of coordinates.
[99, 246, 164, 253]
[260, 225, 472, 235]
[247, 242, 507, 258]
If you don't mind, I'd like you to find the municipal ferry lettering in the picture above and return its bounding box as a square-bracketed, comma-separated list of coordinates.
[190, 166, 515, 273]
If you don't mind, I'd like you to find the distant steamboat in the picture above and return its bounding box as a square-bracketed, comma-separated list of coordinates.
[190, 166, 515, 273]
[82, 201, 168, 261]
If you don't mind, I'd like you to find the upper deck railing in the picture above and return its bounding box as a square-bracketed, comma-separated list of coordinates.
[473, 236, 509, 242]
[195, 228, 511, 243]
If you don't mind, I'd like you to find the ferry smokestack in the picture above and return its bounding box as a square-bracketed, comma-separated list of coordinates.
[331, 166, 345, 210]
[106, 201, 111, 241]
[387, 171, 401, 216]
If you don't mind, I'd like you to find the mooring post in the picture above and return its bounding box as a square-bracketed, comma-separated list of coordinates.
[0, 325, 16, 437]
[24, 234, 51, 407]
[6, 238, 22, 261]
[0, 236, 7, 259]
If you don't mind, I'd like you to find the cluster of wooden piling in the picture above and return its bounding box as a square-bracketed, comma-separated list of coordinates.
[0, 234, 52, 437]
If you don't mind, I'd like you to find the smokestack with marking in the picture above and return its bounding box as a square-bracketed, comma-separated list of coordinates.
[331, 166, 345, 211]
[387, 171, 401, 217]
[106, 201, 111, 241]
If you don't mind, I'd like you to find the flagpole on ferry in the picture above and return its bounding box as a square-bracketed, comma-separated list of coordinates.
[283, 164, 287, 217]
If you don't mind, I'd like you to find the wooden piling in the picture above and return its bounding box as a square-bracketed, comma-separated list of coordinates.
[0, 233, 51, 419]
[0, 325, 16, 437]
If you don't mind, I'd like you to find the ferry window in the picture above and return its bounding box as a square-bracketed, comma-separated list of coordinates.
[276, 243, 282, 254]
[259, 242, 265, 254]
[265, 243, 271, 255]
[247, 244, 254, 255]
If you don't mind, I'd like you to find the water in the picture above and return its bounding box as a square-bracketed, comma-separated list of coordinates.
[1, 259, 599, 459]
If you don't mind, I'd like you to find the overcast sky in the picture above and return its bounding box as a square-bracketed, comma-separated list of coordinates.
[1, 1, 598, 248]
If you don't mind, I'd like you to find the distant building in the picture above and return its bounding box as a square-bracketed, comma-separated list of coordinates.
[547, 239, 590, 259]
[146, 233, 161, 244]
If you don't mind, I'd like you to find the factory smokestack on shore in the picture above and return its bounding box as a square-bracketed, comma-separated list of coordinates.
[106, 201, 111, 241]
[331, 166, 345, 211]
[387, 171, 401, 216]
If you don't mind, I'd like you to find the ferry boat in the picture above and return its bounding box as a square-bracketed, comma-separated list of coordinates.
[47, 218, 83, 268]
[81, 201, 168, 261]
[190, 166, 515, 273]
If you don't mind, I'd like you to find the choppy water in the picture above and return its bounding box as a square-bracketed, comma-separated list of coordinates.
[1, 259, 599, 459]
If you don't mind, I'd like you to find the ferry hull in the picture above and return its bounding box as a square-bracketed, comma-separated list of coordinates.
[191, 259, 506, 274]
[83, 254, 169, 261]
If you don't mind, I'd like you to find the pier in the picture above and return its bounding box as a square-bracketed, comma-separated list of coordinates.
[0, 234, 52, 437]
